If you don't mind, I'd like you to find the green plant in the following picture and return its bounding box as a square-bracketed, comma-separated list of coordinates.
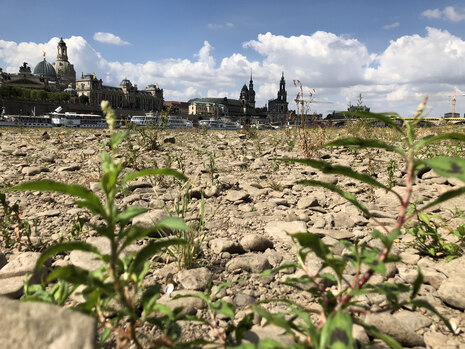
[204, 152, 217, 183]
[406, 206, 465, 261]
[255, 98, 464, 348]
[11, 101, 192, 347]
[386, 158, 398, 189]
[0, 192, 33, 250]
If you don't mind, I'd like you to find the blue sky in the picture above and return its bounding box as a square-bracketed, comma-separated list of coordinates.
[2, 0, 465, 117]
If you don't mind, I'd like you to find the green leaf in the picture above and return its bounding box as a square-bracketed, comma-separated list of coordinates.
[122, 168, 188, 186]
[320, 309, 355, 349]
[110, 131, 128, 148]
[339, 110, 404, 133]
[372, 229, 401, 249]
[291, 233, 330, 259]
[235, 313, 254, 344]
[420, 186, 465, 211]
[416, 133, 465, 151]
[283, 158, 392, 190]
[361, 322, 402, 349]
[317, 137, 405, 157]
[8, 180, 104, 216]
[132, 238, 188, 274]
[117, 206, 148, 226]
[297, 180, 371, 217]
[211, 299, 235, 318]
[157, 217, 190, 231]
[35, 242, 101, 271]
[101, 151, 112, 173]
[47, 265, 112, 295]
[409, 299, 454, 333]
[411, 267, 423, 299]
[426, 157, 465, 183]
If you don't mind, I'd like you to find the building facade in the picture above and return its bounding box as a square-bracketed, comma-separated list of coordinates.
[267, 73, 288, 124]
[53, 37, 76, 88]
[75, 74, 163, 112]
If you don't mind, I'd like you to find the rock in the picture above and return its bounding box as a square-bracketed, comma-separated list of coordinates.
[264, 220, 308, 245]
[0, 296, 96, 348]
[234, 293, 256, 307]
[0, 252, 47, 298]
[158, 290, 206, 315]
[240, 234, 274, 252]
[163, 136, 175, 144]
[296, 196, 320, 209]
[204, 185, 219, 197]
[352, 324, 369, 344]
[312, 228, 355, 240]
[37, 209, 61, 217]
[41, 131, 50, 140]
[132, 209, 168, 234]
[177, 267, 212, 291]
[0, 252, 7, 269]
[242, 325, 296, 347]
[365, 312, 425, 347]
[21, 166, 41, 176]
[225, 190, 250, 203]
[70, 236, 141, 272]
[58, 165, 81, 172]
[226, 254, 272, 274]
[438, 277, 465, 310]
[209, 238, 244, 254]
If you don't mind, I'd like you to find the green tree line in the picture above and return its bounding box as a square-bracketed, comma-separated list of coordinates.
[0, 86, 70, 102]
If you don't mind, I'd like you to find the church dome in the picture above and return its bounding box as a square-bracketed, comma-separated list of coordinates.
[33, 59, 56, 78]
[120, 78, 132, 87]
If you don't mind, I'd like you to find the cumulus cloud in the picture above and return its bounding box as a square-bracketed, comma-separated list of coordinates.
[383, 22, 400, 30]
[93, 32, 130, 45]
[2, 29, 465, 116]
[422, 6, 465, 22]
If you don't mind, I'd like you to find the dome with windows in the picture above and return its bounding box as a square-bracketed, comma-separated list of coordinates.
[33, 58, 56, 78]
[120, 78, 132, 87]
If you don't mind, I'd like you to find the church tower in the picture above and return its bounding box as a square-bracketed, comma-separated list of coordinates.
[248, 71, 256, 108]
[278, 72, 287, 102]
[53, 37, 76, 88]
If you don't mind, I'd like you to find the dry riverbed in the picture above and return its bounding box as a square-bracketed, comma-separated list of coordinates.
[1, 126, 465, 348]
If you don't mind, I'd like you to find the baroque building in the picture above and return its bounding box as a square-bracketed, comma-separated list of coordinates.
[267, 73, 288, 124]
[75, 74, 164, 112]
[53, 37, 76, 88]
[188, 75, 256, 119]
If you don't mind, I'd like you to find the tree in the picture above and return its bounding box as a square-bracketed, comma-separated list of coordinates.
[79, 95, 89, 105]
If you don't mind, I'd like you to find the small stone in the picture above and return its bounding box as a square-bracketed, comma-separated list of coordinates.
[226, 190, 250, 203]
[240, 234, 274, 252]
[0, 252, 47, 298]
[365, 312, 424, 347]
[0, 297, 97, 348]
[234, 293, 256, 307]
[21, 166, 41, 176]
[158, 290, 206, 315]
[41, 131, 50, 140]
[163, 136, 175, 144]
[226, 254, 272, 274]
[177, 267, 212, 291]
[438, 277, 465, 310]
[209, 238, 244, 254]
[58, 165, 81, 172]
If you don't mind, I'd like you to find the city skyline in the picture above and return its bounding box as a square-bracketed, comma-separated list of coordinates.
[2, 1, 465, 117]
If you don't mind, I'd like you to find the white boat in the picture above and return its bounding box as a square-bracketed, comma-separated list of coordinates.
[48, 111, 105, 128]
[0, 115, 53, 127]
[130, 114, 159, 127]
[199, 119, 241, 130]
[166, 116, 193, 129]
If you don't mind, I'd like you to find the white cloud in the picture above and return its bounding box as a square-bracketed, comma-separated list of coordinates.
[2, 29, 465, 117]
[383, 22, 400, 30]
[422, 6, 465, 22]
[93, 32, 130, 46]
